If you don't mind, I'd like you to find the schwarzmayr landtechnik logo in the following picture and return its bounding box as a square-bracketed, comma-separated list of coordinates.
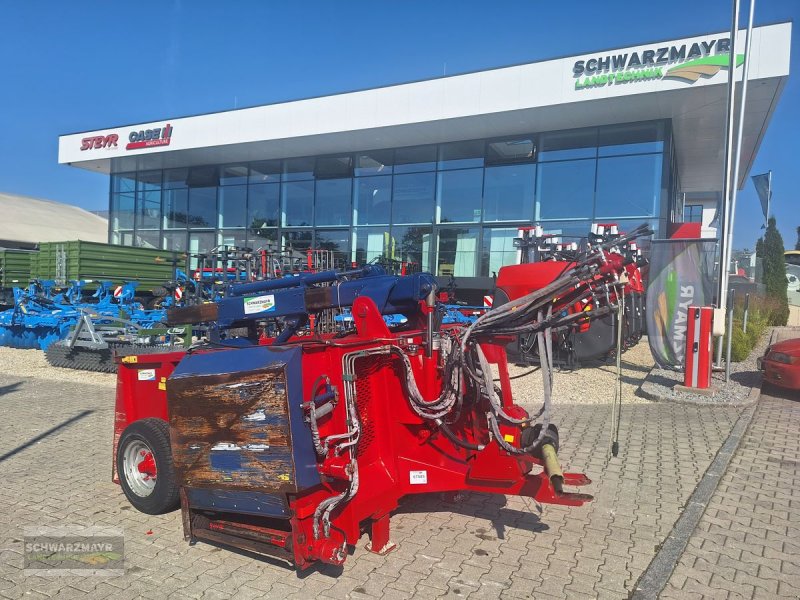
[573, 37, 744, 90]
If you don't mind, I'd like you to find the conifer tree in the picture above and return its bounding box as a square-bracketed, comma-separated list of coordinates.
[762, 217, 789, 325]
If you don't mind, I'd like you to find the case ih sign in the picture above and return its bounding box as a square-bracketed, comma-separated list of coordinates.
[126, 123, 173, 150]
[79, 124, 173, 151]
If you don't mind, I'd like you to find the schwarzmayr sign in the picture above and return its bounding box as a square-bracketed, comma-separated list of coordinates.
[573, 37, 744, 89]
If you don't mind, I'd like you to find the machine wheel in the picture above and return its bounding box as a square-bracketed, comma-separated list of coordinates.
[117, 418, 179, 514]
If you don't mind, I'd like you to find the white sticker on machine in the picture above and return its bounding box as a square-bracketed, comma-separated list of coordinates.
[137, 368, 156, 381]
[409, 470, 428, 485]
[243, 294, 276, 315]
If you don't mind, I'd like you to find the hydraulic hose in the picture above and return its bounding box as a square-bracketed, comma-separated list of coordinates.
[434, 419, 485, 451]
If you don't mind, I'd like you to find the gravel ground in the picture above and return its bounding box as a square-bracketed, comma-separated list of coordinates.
[505, 336, 654, 406]
[636, 327, 781, 404]
[0, 346, 115, 386]
[0, 338, 653, 405]
[0, 339, 656, 406]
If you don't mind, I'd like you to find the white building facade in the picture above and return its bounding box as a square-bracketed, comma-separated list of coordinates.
[59, 22, 791, 298]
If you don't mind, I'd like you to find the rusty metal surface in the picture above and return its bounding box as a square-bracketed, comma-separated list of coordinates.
[166, 302, 218, 326]
[167, 367, 297, 493]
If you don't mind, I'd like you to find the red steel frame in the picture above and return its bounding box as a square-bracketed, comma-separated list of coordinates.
[113, 296, 593, 569]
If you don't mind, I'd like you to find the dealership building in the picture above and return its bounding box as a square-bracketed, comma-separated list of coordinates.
[58, 22, 791, 298]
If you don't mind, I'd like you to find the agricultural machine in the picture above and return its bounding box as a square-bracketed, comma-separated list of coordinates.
[497, 223, 649, 369]
[111, 224, 648, 571]
[0, 278, 179, 371]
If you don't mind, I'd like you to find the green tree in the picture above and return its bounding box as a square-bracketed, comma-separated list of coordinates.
[755, 236, 764, 258]
[795, 225, 800, 251]
[762, 216, 789, 325]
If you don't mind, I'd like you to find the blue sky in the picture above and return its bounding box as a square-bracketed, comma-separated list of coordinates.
[1, 0, 797, 250]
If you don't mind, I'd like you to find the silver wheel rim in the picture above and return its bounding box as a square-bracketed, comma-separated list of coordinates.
[122, 439, 157, 498]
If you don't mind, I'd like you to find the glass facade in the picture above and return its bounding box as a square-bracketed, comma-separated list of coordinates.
[110, 120, 671, 280]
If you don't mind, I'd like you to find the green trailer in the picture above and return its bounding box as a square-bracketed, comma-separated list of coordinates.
[0, 248, 35, 305]
[31, 240, 183, 294]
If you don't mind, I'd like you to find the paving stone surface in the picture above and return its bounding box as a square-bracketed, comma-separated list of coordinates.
[0, 373, 744, 599]
[661, 387, 800, 600]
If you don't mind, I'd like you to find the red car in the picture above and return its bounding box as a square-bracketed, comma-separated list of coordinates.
[759, 338, 800, 391]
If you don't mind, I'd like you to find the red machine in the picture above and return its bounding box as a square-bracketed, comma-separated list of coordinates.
[496, 223, 650, 367]
[112, 231, 644, 571]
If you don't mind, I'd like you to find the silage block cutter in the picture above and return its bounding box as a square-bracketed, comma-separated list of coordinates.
[112, 225, 648, 570]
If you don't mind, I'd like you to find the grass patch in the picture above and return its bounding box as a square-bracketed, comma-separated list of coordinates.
[723, 294, 776, 362]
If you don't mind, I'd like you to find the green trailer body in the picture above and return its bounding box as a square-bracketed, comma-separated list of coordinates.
[31, 241, 183, 293]
[0, 249, 35, 303]
[0, 249, 34, 289]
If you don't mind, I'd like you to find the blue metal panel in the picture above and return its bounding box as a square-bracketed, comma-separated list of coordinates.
[171, 344, 299, 378]
[186, 488, 290, 518]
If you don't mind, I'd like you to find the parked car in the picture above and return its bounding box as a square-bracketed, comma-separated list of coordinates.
[758, 338, 800, 391]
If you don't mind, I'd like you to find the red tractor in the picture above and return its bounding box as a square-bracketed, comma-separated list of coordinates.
[111, 229, 644, 571]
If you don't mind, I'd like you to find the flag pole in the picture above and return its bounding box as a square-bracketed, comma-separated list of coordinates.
[723, 0, 756, 383]
[715, 0, 741, 369]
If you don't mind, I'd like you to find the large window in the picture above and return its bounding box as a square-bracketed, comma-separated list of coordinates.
[315, 229, 350, 266]
[482, 228, 519, 277]
[595, 154, 662, 218]
[135, 191, 160, 231]
[392, 225, 432, 272]
[219, 229, 248, 248]
[355, 176, 391, 225]
[162, 231, 188, 252]
[539, 128, 597, 162]
[438, 140, 484, 170]
[163, 189, 189, 229]
[282, 180, 314, 227]
[250, 160, 281, 184]
[218, 185, 247, 228]
[112, 192, 135, 230]
[394, 145, 436, 173]
[353, 227, 388, 265]
[219, 164, 249, 186]
[109, 119, 670, 282]
[163, 168, 188, 189]
[188, 232, 216, 269]
[315, 178, 351, 226]
[437, 228, 479, 277]
[356, 151, 393, 176]
[437, 169, 483, 223]
[248, 183, 279, 229]
[536, 160, 595, 220]
[599, 122, 664, 156]
[188, 187, 217, 228]
[483, 164, 535, 222]
[392, 172, 435, 224]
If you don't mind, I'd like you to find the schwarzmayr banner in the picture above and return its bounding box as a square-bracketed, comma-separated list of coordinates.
[573, 36, 744, 89]
[646, 239, 717, 369]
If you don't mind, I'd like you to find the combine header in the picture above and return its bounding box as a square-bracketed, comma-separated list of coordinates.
[112, 224, 649, 570]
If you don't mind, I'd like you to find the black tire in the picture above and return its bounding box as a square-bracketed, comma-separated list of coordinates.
[117, 418, 179, 515]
